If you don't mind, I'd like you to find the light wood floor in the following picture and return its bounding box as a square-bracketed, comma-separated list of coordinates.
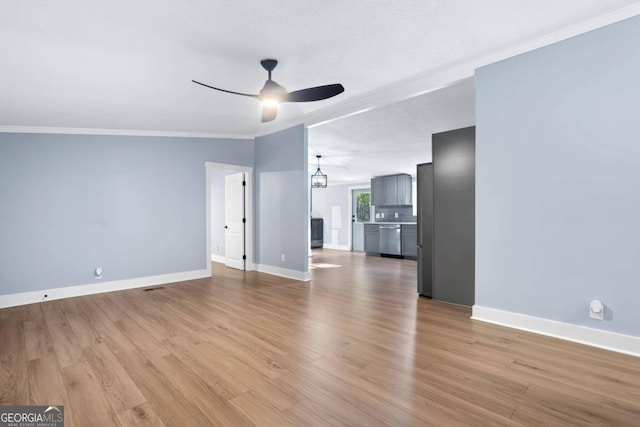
[1, 249, 640, 426]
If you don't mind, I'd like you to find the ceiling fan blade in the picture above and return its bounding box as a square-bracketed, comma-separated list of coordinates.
[285, 84, 344, 103]
[261, 104, 278, 123]
[192, 80, 259, 98]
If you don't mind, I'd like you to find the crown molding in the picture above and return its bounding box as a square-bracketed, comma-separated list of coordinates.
[0, 125, 254, 140]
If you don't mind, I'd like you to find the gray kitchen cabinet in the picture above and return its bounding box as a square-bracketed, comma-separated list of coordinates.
[401, 225, 417, 258]
[383, 175, 398, 205]
[397, 174, 412, 205]
[364, 224, 380, 254]
[370, 173, 412, 206]
[371, 176, 385, 206]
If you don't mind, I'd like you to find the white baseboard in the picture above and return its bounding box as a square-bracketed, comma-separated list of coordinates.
[0, 269, 211, 309]
[210, 254, 226, 264]
[321, 244, 351, 251]
[472, 305, 640, 358]
[256, 264, 310, 282]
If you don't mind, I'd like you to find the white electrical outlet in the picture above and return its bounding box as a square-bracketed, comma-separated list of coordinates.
[395, 212, 398, 218]
[589, 300, 604, 320]
[95, 267, 103, 279]
[281, 254, 286, 262]
[381, 213, 384, 218]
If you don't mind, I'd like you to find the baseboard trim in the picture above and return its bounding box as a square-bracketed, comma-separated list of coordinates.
[256, 264, 310, 282]
[210, 254, 226, 264]
[321, 244, 351, 251]
[0, 269, 211, 309]
[472, 305, 640, 358]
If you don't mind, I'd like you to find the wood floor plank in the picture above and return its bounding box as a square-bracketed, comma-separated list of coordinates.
[0, 312, 25, 357]
[115, 349, 210, 426]
[117, 402, 167, 427]
[76, 297, 137, 355]
[161, 336, 248, 400]
[41, 301, 84, 368]
[57, 298, 102, 348]
[62, 362, 122, 427]
[82, 343, 146, 413]
[28, 355, 76, 427]
[0, 350, 29, 405]
[1, 249, 639, 426]
[24, 318, 55, 361]
[153, 353, 254, 426]
[229, 390, 294, 427]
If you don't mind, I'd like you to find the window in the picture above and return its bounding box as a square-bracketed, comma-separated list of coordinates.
[356, 192, 371, 222]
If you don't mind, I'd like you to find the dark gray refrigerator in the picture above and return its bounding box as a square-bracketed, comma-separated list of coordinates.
[417, 163, 433, 297]
[417, 127, 475, 305]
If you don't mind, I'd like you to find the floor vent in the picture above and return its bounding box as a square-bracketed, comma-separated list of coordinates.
[143, 286, 165, 292]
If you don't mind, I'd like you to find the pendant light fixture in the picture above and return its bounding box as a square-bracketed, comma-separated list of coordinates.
[311, 155, 328, 188]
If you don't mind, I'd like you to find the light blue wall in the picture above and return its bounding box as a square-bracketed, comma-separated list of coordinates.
[255, 125, 308, 273]
[0, 133, 253, 295]
[475, 16, 640, 336]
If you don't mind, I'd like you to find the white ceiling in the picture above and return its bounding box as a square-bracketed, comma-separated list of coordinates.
[2, 1, 639, 180]
[308, 78, 475, 184]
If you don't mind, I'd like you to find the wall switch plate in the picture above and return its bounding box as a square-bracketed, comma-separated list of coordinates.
[375, 213, 380, 219]
[395, 212, 398, 218]
[381, 213, 384, 218]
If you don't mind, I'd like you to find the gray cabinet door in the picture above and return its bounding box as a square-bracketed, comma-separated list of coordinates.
[401, 225, 417, 257]
[383, 175, 398, 205]
[397, 174, 412, 205]
[371, 177, 385, 206]
[364, 224, 380, 254]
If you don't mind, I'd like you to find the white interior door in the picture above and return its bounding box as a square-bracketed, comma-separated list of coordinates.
[225, 172, 245, 270]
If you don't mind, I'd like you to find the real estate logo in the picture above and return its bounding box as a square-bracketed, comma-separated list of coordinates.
[0, 405, 64, 427]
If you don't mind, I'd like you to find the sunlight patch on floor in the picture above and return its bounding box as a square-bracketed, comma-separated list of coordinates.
[310, 263, 342, 269]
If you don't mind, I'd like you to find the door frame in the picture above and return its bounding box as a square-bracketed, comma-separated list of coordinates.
[205, 162, 254, 275]
[347, 184, 371, 251]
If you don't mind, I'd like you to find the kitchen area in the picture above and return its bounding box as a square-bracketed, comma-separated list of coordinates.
[363, 173, 417, 259]
[308, 78, 476, 308]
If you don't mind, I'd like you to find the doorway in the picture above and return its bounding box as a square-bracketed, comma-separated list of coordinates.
[224, 172, 246, 270]
[351, 188, 371, 251]
[205, 162, 254, 275]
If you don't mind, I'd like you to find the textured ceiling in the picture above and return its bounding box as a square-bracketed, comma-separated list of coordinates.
[1, 1, 639, 137]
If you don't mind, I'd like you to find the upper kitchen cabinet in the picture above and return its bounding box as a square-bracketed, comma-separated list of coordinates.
[371, 173, 412, 206]
[371, 176, 385, 206]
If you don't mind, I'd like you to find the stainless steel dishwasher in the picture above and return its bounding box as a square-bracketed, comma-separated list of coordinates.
[379, 224, 401, 255]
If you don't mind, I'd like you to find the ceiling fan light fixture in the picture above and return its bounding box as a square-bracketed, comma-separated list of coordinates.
[192, 59, 344, 123]
[311, 155, 327, 188]
[262, 99, 279, 107]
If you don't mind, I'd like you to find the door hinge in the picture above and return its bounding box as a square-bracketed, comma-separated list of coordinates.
[242, 255, 246, 260]
[242, 181, 246, 186]
[242, 218, 246, 223]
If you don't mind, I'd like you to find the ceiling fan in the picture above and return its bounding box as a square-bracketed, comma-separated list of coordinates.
[192, 59, 345, 123]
